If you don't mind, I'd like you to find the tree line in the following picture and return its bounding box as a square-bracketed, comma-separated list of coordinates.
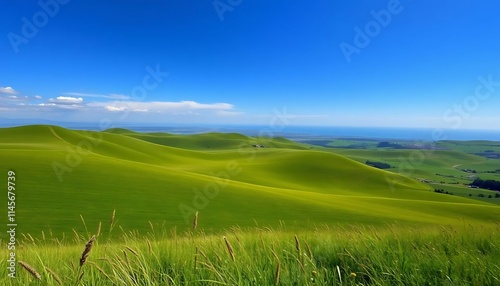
[365, 160, 391, 169]
[471, 178, 500, 192]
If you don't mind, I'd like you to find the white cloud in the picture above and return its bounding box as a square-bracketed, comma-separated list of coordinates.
[105, 106, 126, 112]
[108, 94, 130, 100]
[0, 87, 17, 94]
[38, 102, 82, 109]
[57, 104, 83, 109]
[63, 92, 130, 100]
[0, 95, 28, 102]
[92, 100, 234, 113]
[49, 96, 84, 104]
[2, 96, 241, 123]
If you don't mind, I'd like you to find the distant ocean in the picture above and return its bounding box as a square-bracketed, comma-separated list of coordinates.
[111, 125, 500, 141]
[2, 121, 500, 141]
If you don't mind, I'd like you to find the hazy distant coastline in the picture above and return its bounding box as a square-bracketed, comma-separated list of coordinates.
[2, 122, 500, 141]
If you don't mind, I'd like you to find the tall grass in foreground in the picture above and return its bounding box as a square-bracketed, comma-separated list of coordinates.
[1, 223, 499, 285]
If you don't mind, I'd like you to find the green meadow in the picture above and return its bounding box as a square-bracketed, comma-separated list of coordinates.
[1, 224, 500, 285]
[1, 125, 499, 285]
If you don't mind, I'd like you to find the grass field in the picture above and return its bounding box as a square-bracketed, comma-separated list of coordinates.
[1, 125, 499, 285]
[0, 221, 500, 285]
[1, 125, 499, 238]
[437, 140, 500, 154]
[1, 222, 499, 285]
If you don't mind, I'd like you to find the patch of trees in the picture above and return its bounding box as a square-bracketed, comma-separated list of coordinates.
[377, 142, 403, 148]
[436, 173, 456, 178]
[434, 189, 453, 195]
[485, 169, 500, 174]
[365, 160, 391, 169]
[475, 193, 500, 198]
[474, 152, 500, 159]
[252, 144, 266, 148]
[470, 178, 500, 192]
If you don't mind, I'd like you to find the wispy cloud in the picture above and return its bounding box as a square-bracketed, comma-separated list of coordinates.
[63, 92, 130, 100]
[91, 100, 234, 113]
[39, 102, 83, 110]
[1, 90, 242, 123]
[0, 95, 29, 101]
[0, 87, 17, 94]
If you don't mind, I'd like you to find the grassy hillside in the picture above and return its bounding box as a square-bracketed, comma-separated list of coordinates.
[0, 125, 499, 240]
[105, 128, 310, 151]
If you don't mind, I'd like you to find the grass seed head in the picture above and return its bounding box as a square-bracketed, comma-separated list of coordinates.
[110, 209, 116, 227]
[97, 221, 102, 237]
[125, 246, 139, 257]
[45, 267, 62, 285]
[275, 263, 281, 285]
[223, 236, 235, 262]
[79, 235, 96, 266]
[193, 211, 199, 230]
[294, 234, 301, 254]
[146, 239, 152, 254]
[18, 261, 41, 280]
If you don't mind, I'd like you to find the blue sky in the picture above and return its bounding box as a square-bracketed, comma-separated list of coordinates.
[1, 0, 499, 129]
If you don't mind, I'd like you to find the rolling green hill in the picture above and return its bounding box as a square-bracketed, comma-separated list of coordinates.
[104, 128, 310, 151]
[0, 125, 498, 240]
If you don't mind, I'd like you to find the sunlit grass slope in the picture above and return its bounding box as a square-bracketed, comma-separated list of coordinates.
[0, 125, 498, 240]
